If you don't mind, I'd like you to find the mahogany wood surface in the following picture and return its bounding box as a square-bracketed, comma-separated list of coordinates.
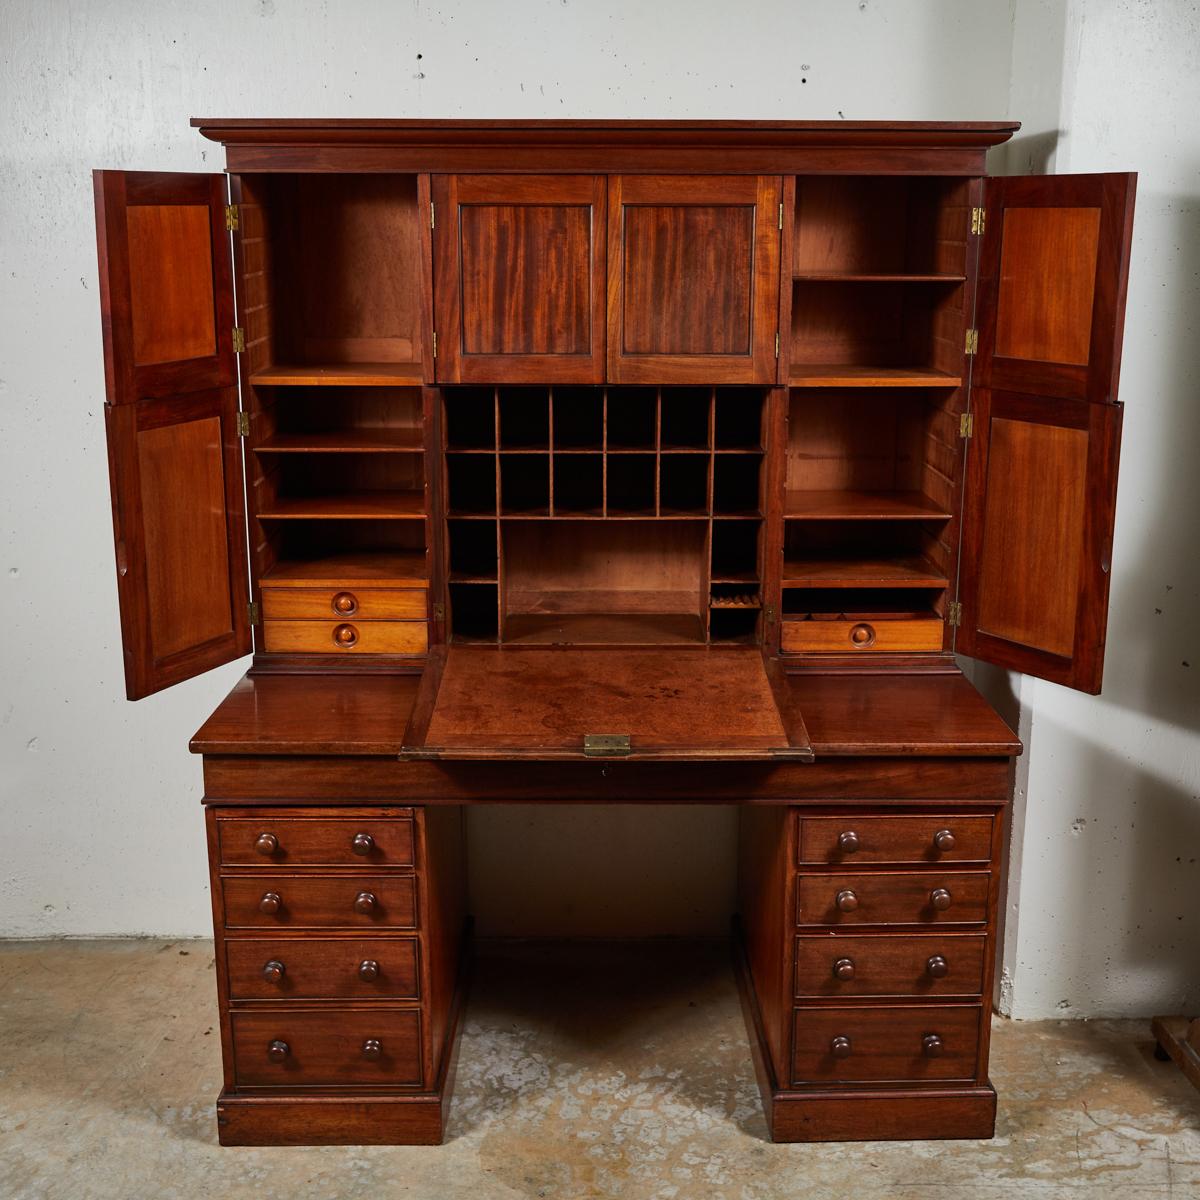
[794, 933, 987, 999]
[796, 870, 991, 927]
[222, 875, 418, 930]
[216, 814, 415, 868]
[797, 814, 993, 864]
[225, 937, 420, 1001]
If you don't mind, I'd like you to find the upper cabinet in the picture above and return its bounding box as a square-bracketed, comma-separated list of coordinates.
[432, 175, 607, 383]
[607, 176, 783, 384]
[957, 172, 1136, 693]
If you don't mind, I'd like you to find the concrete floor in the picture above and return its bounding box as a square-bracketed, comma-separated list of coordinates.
[0, 940, 1196, 1200]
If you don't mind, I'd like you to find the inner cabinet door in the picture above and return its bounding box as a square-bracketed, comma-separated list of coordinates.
[957, 173, 1136, 693]
[607, 175, 782, 384]
[432, 175, 606, 383]
[94, 171, 250, 699]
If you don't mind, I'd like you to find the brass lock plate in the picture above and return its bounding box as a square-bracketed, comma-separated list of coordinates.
[583, 733, 632, 757]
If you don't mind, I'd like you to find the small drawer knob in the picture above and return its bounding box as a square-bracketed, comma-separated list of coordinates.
[358, 959, 381, 982]
[923, 1033, 945, 1058]
[930, 887, 953, 911]
[830, 1035, 853, 1059]
[332, 591, 358, 616]
[837, 830, 860, 853]
[833, 957, 856, 981]
[926, 954, 949, 979]
[333, 623, 359, 649]
[254, 832, 278, 857]
[848, 622, 876, 648]
[351, 832, 375, 856]
[361, 1038, 383, 1061]
[267, 1039, 290, 1063]
[353, 891, 378, 915]
[262, 960, 286, 984]
[835, 889, 859, 913]
[933, 828, 956, 852]
[258, 891, 282, 916]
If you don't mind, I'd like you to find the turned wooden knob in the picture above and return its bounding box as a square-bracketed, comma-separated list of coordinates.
[267, 1039, 290, 1063]
[933, 828, 956, 852]
[830, 1035, 852, 1059]
[837, 830, 860, 853]
[358, 959, 380, 982]
[262, 960, 285, 984]
[351, 832, 375, 856]
[353, 891, 378, 915]
[923, 1033, 945, 1058]
[361, 1038, 383, 1061]
[930, 887, 953, 911]
[849, 622, 876, 648]
[927, 954, 949, 979]
[833, 957, 856, 981]
[254, 832, 278, 857]
[332, 591, 358, 616]
[836, 889, 859, 913]
[258, 891, 282, 915]
[332, 623, 359, 649]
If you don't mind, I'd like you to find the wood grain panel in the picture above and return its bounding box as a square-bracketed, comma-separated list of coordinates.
[217, 815, 415, 867]
[796, 871, 990, 926]
[222, 875, 417, 929]
[262, 620, 427, 655]
[261, 588, 426, 621]
[794, 934, 986, 999]
[226, 937, 419, 1000]
[781, 616, 943, 655]
[797, 815, 993, 865]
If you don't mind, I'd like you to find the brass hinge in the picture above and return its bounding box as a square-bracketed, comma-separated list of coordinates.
[232, 326, 246, 353]
[765, 605, 777, 624]
[970, 206, 985, 236]
[236, 411, 250, 437]
[247, 601, 260, 626]
[947, 600, 962, 627]
[775, 331, 780, 359]
[965, 328, 979, 356]
[584, 733, 632, 758]
[224, 203, 239, 232]
[433, 602, 445, 621]
[959, 412, 974, 439]
[430, 201, 435, 230]
[778, 202, 784, 231]
[431, 331, 437, 359]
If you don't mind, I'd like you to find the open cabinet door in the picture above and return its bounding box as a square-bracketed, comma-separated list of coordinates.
[957, 173, 1135, 693]
[94, 171, 251, 699]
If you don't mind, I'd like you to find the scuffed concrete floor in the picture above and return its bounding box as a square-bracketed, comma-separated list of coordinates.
[0, 940, 1197, 1200]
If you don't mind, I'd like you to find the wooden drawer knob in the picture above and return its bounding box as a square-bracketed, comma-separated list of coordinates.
[361, 1038, 383, 1061]
[358, 959, 381, 982]
[351, 832, 375, 856]
[830, 1035, 853, 1059]
[923, 1033, 945, 1058]
[930, 887, 953, 911]
[933, 828, 956, 852]
[267, 1039, 290, 1063]
[848, 622, 876, 648]
[353, 891, 378, 915]
[833, 957, 856, 981]
[258, 891, 282, 915]
[254, 832, 278, 857]
[837, 830, 860, 853]
[262, 960, 286, 984]
[927, 954, 949, 979]
[835, 889, 859, 913]
[333, 623, 359, 649]
[332, 591, 358, 616]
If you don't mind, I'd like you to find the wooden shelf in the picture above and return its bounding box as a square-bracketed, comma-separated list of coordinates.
[258, 491, 425, 520]
[502, 612, 706, 646]
[256, 431, 423, 453]
[788, 365, 962, 388]
[782, 554, 950, 588]
[251, 362, 423, 387]
[263, 551, 428, 587]
[792, 272, 965, 283]
[784, 490, 953, 521]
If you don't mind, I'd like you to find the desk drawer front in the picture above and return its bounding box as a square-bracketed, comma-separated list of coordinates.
[218, 816, 416, 869]
[798, 815, 993, 866]
[223, 875, 418, 930]
[262, 587, 427, 621]
[226, 937, 420, 1001]
[232, 1008, 423, 1088]
[796, 871, 990, 927]
[791, 1004, 981, 1085]
[781, 615, 944, 654]
[262, 619, 428, 655]
[794, 933, 986, 999]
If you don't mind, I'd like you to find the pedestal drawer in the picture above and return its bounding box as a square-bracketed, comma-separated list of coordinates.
[262, 587, 427, 621]
[222, 875, 418, 930]
[262, 619, 427, 655]
[226, 937, 420, 1001]
[218, 815, 415, 868]
[232, 1008, 423, 1088]
[796, 871, 990, 927]
[798, 815, 992, 866]
[794, 934, 986, 999]
[791, 1004, 981, 1085]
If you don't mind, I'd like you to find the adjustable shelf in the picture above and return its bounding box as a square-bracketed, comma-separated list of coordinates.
[263, 550, 428, 587]
[788, 366, 962, 388]
[256, 431, 423, 453]
[783, 554, 949, 588]
[792, 273, 966, 283]
[251, 363, 423, 387]
[258, 491, 426, 520]
[785, 490, 953, 521]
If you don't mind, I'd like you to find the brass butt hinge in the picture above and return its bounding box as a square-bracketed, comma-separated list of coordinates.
[965, 328, 979, 356]
[947, 600, 963, 627]
[765, 605, 777, 624]
[236, 411, 250, 437]
[778, 202, 784, 230]
[232, 326, 246, 353]
[970, 207, 985, 236]
[430, 201, 435, 230]
[584, 733, 632, 758]
[431, 331, 437, 359]
[775, 331, 780, 359]
[247, 601, 260, 626]
[224, 203, 239, 232]
[959, 412, 974, 439]
[433, 601, 445, 621]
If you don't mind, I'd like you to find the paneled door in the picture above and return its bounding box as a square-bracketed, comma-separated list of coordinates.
[607, 175, 782, 384]
[432, 175, 606, 383]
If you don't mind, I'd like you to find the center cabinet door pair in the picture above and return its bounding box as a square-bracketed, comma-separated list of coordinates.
[430, 175, 783, 385]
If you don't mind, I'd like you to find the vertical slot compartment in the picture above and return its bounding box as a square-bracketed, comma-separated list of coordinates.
[500, 453, 550, 515]
[499, 387, 551, 449]
[606, 388, 658, 449]
[449, 582, 499, 642]
[552, 387, 604, 449]
[606, 454, 656, 515]
[714, 389, 765, 450]
[711, 519, 761, 582]
[709, 608, 759, 644]
[660, 388, 712, 449]
[659, 455, 710, 516]
[445, 387, 496, 450]
[713, 455, 762, 516]
[448, 519, 499, 581]
[447, 453, 497, 516]
[553, 454, 603, 516]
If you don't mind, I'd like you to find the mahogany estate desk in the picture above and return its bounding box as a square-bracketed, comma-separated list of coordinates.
[92, 120, 1135, 1145]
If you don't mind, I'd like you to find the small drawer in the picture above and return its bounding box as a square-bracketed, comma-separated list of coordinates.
[791, 1004, 981, 1085]
[794, 934, 986, 999]
[796, 871, 990, 927]
[261, 587, 427, 621]
[218, 816, 415, 868]
[798, 815, 993, 865]
[262, 619, 427, 655]
[222, 875, 417, 930]
[226, 937, 419, 1001]
[781, 615, 943, 654]
[232, 1008, 423, 1088]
